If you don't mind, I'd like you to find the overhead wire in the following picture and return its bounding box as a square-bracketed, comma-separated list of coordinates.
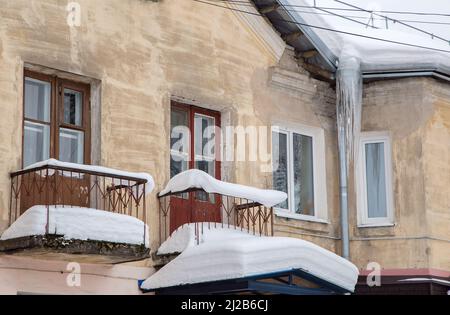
[193, 0, 450, 54]
[208, 0, 450, 26]
[334, 0, 450, 44]
[211, 0, 450, 17]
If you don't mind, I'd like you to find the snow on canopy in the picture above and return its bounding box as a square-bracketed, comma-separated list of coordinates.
[25, 159, 155, 195]
[0, 206, 149, 247]
[159, 169, 287, 207]
[286, 0, 450, 73]
[142, 224, 359, 292]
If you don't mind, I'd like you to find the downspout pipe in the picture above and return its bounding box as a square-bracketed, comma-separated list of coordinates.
[336, 53, 363, 260]
[338, 137, 350, 260]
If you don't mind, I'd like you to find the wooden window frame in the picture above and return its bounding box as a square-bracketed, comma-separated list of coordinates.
[23, 70, 91, 167]
[170, 101, 221, 180]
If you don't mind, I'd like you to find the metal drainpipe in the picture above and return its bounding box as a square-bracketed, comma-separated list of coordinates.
[338, 135, 350, 260]
[336, 55, 363, 261]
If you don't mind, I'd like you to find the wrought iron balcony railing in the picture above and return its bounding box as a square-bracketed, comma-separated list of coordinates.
[8, 163, 148, 244]
[158, 190, 274, 246]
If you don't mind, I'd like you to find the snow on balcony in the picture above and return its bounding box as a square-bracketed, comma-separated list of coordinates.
[1, 159, 153, 261]
[157, 223, 255, 255]
[158, 170, 288, 244]
[1, 206, 149, 247]
[159, 169, 287, 207]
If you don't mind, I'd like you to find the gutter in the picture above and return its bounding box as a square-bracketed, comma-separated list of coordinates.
[277, 0, 338, 72]
[363, 70, 450, 82]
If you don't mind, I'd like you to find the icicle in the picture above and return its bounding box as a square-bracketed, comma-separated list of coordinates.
[336, 48, 363, 260]
[336, 49, 363, 179]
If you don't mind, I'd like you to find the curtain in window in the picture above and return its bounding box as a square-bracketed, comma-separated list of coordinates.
[194, 114, 215, 202]
[293, 134, 314, 216]
[170, 108, 189, 178]
[23, 78, 51, 167]
[59, 128, 84, 164]
[23, 122, 50, 167]
[365, 142, 387, 218]
[272, 131, 289, 210]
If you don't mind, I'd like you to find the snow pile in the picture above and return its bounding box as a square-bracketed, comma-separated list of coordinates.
[25, 159, 155, 195]
[0, 206, 149, 247]
[159, 169, 287, 207]
[143, 231, 359, 292]
[158, 223, 256, 255]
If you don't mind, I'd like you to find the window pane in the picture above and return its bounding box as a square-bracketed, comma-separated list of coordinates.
[194, 114, 216, 203]
[63, 89, 83, 126]
[293, 134, 315, 216]
[195, 160, 215, 177]
[24, 78, 50, 122]
[170, 108, 190, 199]
[272, 131, 289, 210]
[195, 160, 215, 202]
[170, 108, 189, 152]
[170, 154, 188, 178]
[171, 107, 189, 128]
[194, 114, 215, 159]
[23, 121, 50, 167]
[59, 128, 84, 164]
[365, 142, 388, 218]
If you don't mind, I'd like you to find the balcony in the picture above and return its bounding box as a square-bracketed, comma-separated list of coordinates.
[144, 171, 359, 295]
[0, 159, 152, 264]
[157, 169, 285, 252]
[158, 193, 275, 246]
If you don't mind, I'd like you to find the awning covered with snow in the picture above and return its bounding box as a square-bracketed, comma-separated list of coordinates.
[159, 169, 287, 208]
[140, 224, 359, 295]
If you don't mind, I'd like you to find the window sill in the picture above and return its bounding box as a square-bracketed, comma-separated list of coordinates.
[357, 222, 396, 229]
[275, 210, 329, 224]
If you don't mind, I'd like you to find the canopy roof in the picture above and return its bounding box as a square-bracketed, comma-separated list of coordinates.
[141, 224, 359, 294]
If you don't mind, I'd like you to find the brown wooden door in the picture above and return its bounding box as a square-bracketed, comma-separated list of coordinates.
[169, 102, 221, 233]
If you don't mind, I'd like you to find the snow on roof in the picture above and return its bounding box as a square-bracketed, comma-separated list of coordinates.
[24, 159, 155, 195]
[286, 0, 450, 74]
[0, 206, 149, 247]
[157, 223, 257, 255]
[159, 169, 287, 207]
[142, 227, 359, 292]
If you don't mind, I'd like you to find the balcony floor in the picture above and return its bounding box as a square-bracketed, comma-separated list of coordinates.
[0, 235, 150, 264]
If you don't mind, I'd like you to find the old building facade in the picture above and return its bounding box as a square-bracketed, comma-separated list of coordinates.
[0, 0, 448, 294]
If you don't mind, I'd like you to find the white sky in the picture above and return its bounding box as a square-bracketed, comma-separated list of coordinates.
[288, 0, 450, 43]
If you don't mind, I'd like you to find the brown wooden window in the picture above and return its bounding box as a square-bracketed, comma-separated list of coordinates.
[169, 101, 222, 232]
[170, 101, 221, 180]
[23, 70, 91, 167]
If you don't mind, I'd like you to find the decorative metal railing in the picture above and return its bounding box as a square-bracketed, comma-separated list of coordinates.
[9, 164, 148, 244]
[158, 190, 274, 245]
